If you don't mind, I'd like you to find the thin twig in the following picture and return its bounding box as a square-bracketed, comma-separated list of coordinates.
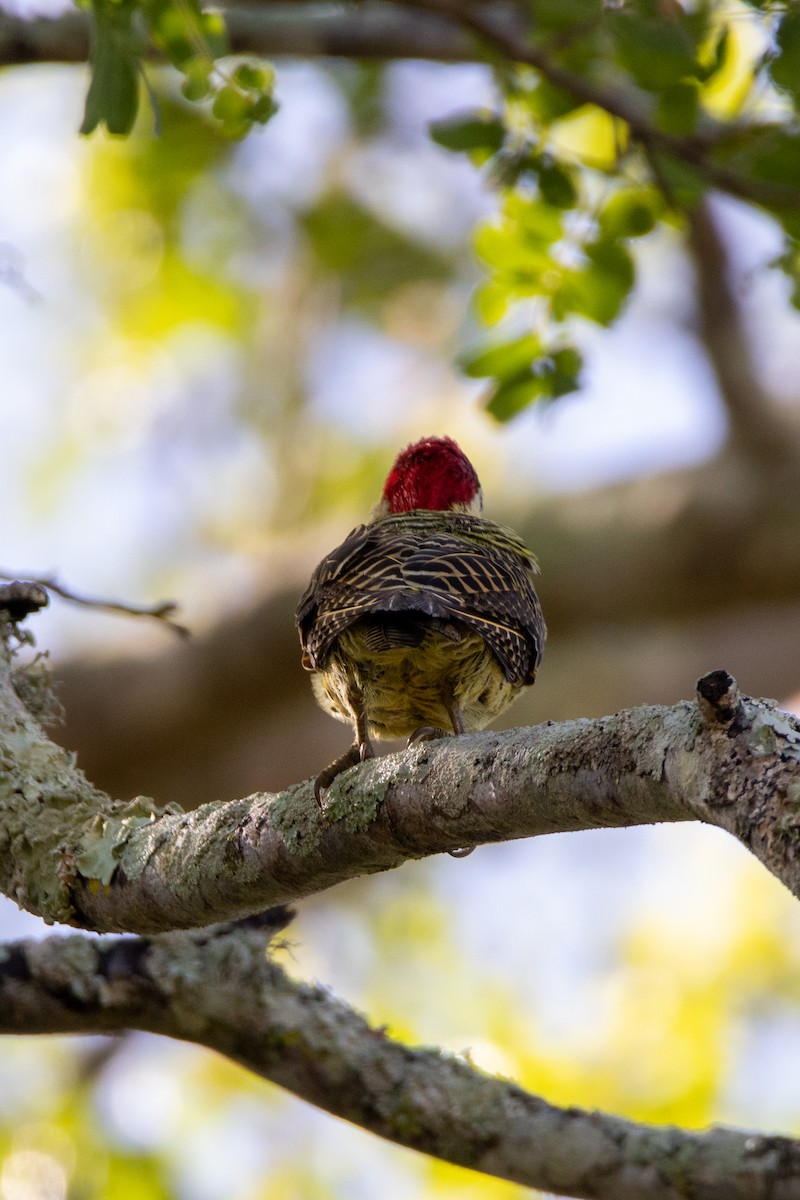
[0, 572, 190, 637]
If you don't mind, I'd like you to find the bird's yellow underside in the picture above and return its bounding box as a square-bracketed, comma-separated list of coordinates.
[312, 623, 522, 740]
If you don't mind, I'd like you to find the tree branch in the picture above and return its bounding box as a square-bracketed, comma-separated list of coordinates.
[684, 202, 796, 469]
[0, 571, 189, 636]
[396, 0, 800, 209]
[3, 2, 799, 211]
[2, 616, 800, 933]
[0, 6, 475, 67]
[2, 916, 799, 1200]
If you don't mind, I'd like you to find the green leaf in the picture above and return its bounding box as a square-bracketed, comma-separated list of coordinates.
[583, 236, 634, 322]
[508, 195, 564, 247]
[556, 236, 634, 325]
[716, 129, 800, 191]
[549, 345, 583, 395]
[525, 78, 584, 123]
[531, 0, 602, 32]
[199, 8, 228, 57]
[656, 79, 700, 136]
[599, 188, 660, 239]
[150, 7, 193, 67]
[609, 11, 697, 92]
[212, 84, 250, 125]
[474, 226, 554, 276]
[146, 0, 229, 68]
[429, 111, 505, 160]
[249, 93, 279, 124]
[181, 75, 211, 103]
[474, 279, 511, 325]
[647, 152, 707, 209]
[80, 6, 140, 136]
[537, 161, 578, 209]
[180, 57, 213, 102]
[485, 344, 582, 419]
[695, 25, 729, 84]
[489, 148, 537, 189]
[486, 374, 551, 420]
[233, 62, 274, 92]
[771, 12, 800, 105]
[777, 211, 800, 242]
[303, 194, 450, 306]
[459, 333, 543, 380]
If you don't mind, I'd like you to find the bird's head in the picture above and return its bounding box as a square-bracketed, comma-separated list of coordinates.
[374, 436, 483, 519]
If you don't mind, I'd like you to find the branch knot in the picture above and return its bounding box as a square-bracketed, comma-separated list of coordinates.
[0, 581, 49, 623]
[696, 669, 743, 728]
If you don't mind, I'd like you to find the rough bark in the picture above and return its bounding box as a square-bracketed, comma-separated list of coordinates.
[2, 620, 800, 934]
[2, 915, 799, 1200]
[4, 609, 800, 1198]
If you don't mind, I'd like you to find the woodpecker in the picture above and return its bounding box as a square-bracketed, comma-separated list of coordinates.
[295, 436, 546, 800]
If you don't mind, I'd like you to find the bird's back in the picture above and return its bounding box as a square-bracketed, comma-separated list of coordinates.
[296, 509, 546, 688]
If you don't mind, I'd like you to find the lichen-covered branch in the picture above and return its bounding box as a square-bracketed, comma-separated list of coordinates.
[2, 613, 800, 934]
[1, 916, 799, 1200]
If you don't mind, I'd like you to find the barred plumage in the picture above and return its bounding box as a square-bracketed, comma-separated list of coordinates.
[295, 437, 546, 800]
[296, 510, 544, 687]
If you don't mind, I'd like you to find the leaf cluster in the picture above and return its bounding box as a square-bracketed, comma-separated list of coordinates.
[78, 0, 277, 137]
[429, 0, 800, 416]
[72, 0, 800, 418]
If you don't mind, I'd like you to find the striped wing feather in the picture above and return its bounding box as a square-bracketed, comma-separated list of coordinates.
[296, 511, 545, 686]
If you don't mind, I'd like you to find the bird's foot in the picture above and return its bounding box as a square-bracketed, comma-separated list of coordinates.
[314, 740, 374, 806]
[406, 725, 450, 747]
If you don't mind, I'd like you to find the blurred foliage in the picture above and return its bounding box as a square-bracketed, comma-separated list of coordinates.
[42, 59, 485, 556]
[431, 0, 800, 413]
[302, 194, 453, 307]
[71, 0, 800, 416]
[78, 0, 276, 137]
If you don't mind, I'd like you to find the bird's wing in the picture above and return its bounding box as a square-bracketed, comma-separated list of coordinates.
[296, 512, 545, 685]
[396, 530, 545, 685]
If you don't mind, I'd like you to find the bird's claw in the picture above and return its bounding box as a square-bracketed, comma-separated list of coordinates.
[406, 725, 449, 748]
[313, 739, 374, 806]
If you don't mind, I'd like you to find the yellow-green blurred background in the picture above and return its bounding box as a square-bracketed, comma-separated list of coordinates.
[3, 12, 800, 1198]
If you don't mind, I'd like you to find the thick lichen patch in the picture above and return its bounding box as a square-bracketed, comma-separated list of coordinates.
[747, 705, 800, 758]
[0, 640, 111, 922]
[269, 782, 325, 854]
[323, 762, 391, 832]
[77, 796, 185, 886]
[76, 814, 155, 887]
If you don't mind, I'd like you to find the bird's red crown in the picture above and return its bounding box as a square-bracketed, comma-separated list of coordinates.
[381, 436, 482, 514]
